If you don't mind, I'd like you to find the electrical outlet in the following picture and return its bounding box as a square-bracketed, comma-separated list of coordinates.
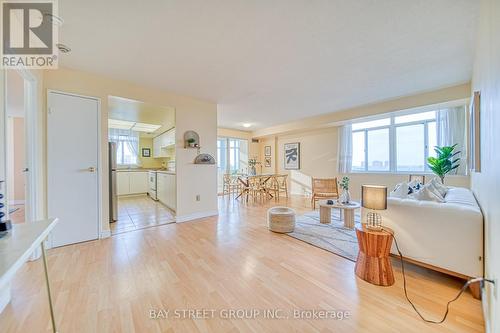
[196, 195, 200, 201]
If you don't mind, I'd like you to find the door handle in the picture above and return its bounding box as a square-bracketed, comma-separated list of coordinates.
[22, 168, 29, 173]
[88, 167, 96, 173]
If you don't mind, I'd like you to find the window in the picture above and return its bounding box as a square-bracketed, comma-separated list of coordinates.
[217, 137, 249, 193]
[351, 110, 438, 173]
[352, 131, 365, 171]
[367, 128, 390, 171]
[109, 128, 139, 166]
[117, 140, 138, 165]
[229, 139, 241, 172]
[396, 124, 425, 171]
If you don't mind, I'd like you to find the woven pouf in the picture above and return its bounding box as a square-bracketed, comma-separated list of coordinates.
[267, 206, 296, 233]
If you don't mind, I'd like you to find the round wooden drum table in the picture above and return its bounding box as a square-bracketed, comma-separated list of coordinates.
[354, 224, 395, 286]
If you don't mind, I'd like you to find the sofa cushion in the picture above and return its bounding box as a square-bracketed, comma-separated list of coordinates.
[445, 187, 478, 207]
[409, 183, 445, 202]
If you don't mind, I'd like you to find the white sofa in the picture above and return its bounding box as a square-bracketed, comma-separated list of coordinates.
[370, 187, 483, 279]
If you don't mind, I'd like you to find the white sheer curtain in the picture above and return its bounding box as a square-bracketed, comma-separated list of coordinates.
[436, 105, 466, 175]
[338, 124, 352, 173]
[109, 128, 140, 166]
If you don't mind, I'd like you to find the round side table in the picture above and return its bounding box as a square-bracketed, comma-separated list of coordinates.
[354, 224, 395, 286]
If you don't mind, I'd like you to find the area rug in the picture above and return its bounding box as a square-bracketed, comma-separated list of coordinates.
[287, 210, 360, 262]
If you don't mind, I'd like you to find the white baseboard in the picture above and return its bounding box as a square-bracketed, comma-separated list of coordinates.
[100, 229, 111, 239]
[8, 200, 25, 205]
[176, 210, 219, 223]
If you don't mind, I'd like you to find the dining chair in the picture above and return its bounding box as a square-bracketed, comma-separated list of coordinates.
[311, 178, 339, 209]
[265, 175, 280, 201]
[247, 176, 265, 202]
[267, 174, 288, 201]
[222, 174, 231, 195]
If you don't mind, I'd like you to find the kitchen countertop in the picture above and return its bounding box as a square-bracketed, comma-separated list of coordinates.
[156, 170, 176, 175]
[116, 168, 160, 172]
[116, 168, 176, 175]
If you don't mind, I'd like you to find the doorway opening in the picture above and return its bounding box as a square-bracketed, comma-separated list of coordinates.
[107, 96, 176, 235]
[5, 69, 38, 224]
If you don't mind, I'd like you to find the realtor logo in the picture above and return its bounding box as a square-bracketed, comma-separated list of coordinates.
[1, 0, 58, 68]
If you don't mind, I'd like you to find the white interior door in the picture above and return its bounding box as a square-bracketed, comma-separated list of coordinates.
[47, 91, 100, 247]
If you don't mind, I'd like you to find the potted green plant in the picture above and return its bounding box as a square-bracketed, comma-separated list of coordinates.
[339, 176, 350, 204]
[427, 144, 461, 184]
[187, 138, 196, 148]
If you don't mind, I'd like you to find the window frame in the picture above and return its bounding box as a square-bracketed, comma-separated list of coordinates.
[217, 136, 248, 174]
[351, 113, 437, 174]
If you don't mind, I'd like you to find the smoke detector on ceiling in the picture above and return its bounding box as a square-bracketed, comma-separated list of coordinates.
[56, 43, 71, 54]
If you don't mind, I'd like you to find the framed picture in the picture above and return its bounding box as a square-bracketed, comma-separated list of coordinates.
[264, 156, 271, 167]
[469, 91, 481, 172]
[142, 148, 151, 157]
[265, 146, 271, 156]
[284, 142, 300, 170]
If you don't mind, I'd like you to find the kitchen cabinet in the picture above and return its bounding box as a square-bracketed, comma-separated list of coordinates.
[129, 172, 149, 194]
[157, 172, 176, 211]
[117, 172, 130, 196]
[117, 171, 149, 195]
[153, 128, 176, 158]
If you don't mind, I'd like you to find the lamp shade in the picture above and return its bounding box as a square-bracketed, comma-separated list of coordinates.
[361, 185, 387, 210]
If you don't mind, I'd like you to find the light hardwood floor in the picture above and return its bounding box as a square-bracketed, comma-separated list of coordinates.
[0, 195, 484, 332]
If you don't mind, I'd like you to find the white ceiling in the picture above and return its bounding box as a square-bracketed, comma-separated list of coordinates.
[58, 0, 479, 131]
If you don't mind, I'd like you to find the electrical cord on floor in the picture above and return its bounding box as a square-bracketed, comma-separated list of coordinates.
[381, 227, 495, 324]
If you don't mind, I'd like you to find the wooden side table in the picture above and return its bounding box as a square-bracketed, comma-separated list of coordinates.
[354, 224, 395, 286]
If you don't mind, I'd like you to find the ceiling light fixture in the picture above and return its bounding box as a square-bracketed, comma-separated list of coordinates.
[243, 123, 252, 128]
[108, 119, 162, 133]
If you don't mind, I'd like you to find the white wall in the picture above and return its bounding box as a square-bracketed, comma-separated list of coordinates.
[43, 68, 218, 230]
[260, 127, 469, 202]
[471, 0, 500, 331]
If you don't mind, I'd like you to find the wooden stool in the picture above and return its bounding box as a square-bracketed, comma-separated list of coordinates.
[354, 224, 395, 286]
[267, 207, 296, 233]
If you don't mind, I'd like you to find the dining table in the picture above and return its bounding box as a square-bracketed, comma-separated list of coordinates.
[234, 174, 278, 200]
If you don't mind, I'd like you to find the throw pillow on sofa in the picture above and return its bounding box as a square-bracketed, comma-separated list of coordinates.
[429, 177, 448, 197]
[409, 183, 445, 202]
[390, 182, 409, 198]
[407, 180, 423, 194]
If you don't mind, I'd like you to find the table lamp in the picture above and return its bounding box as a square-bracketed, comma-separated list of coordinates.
[361, 185, 387, 230]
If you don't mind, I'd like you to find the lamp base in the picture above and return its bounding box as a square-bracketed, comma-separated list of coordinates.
[366, 211, 382, 230]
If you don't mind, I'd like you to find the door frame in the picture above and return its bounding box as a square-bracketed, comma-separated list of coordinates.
[46, 89, 103, 247]
[3, 68, 40, 223]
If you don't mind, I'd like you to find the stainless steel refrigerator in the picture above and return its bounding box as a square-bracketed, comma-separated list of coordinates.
[109, 142, 118, 222]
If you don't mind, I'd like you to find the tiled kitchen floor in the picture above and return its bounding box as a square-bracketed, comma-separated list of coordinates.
[110, 194, 175, 234]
